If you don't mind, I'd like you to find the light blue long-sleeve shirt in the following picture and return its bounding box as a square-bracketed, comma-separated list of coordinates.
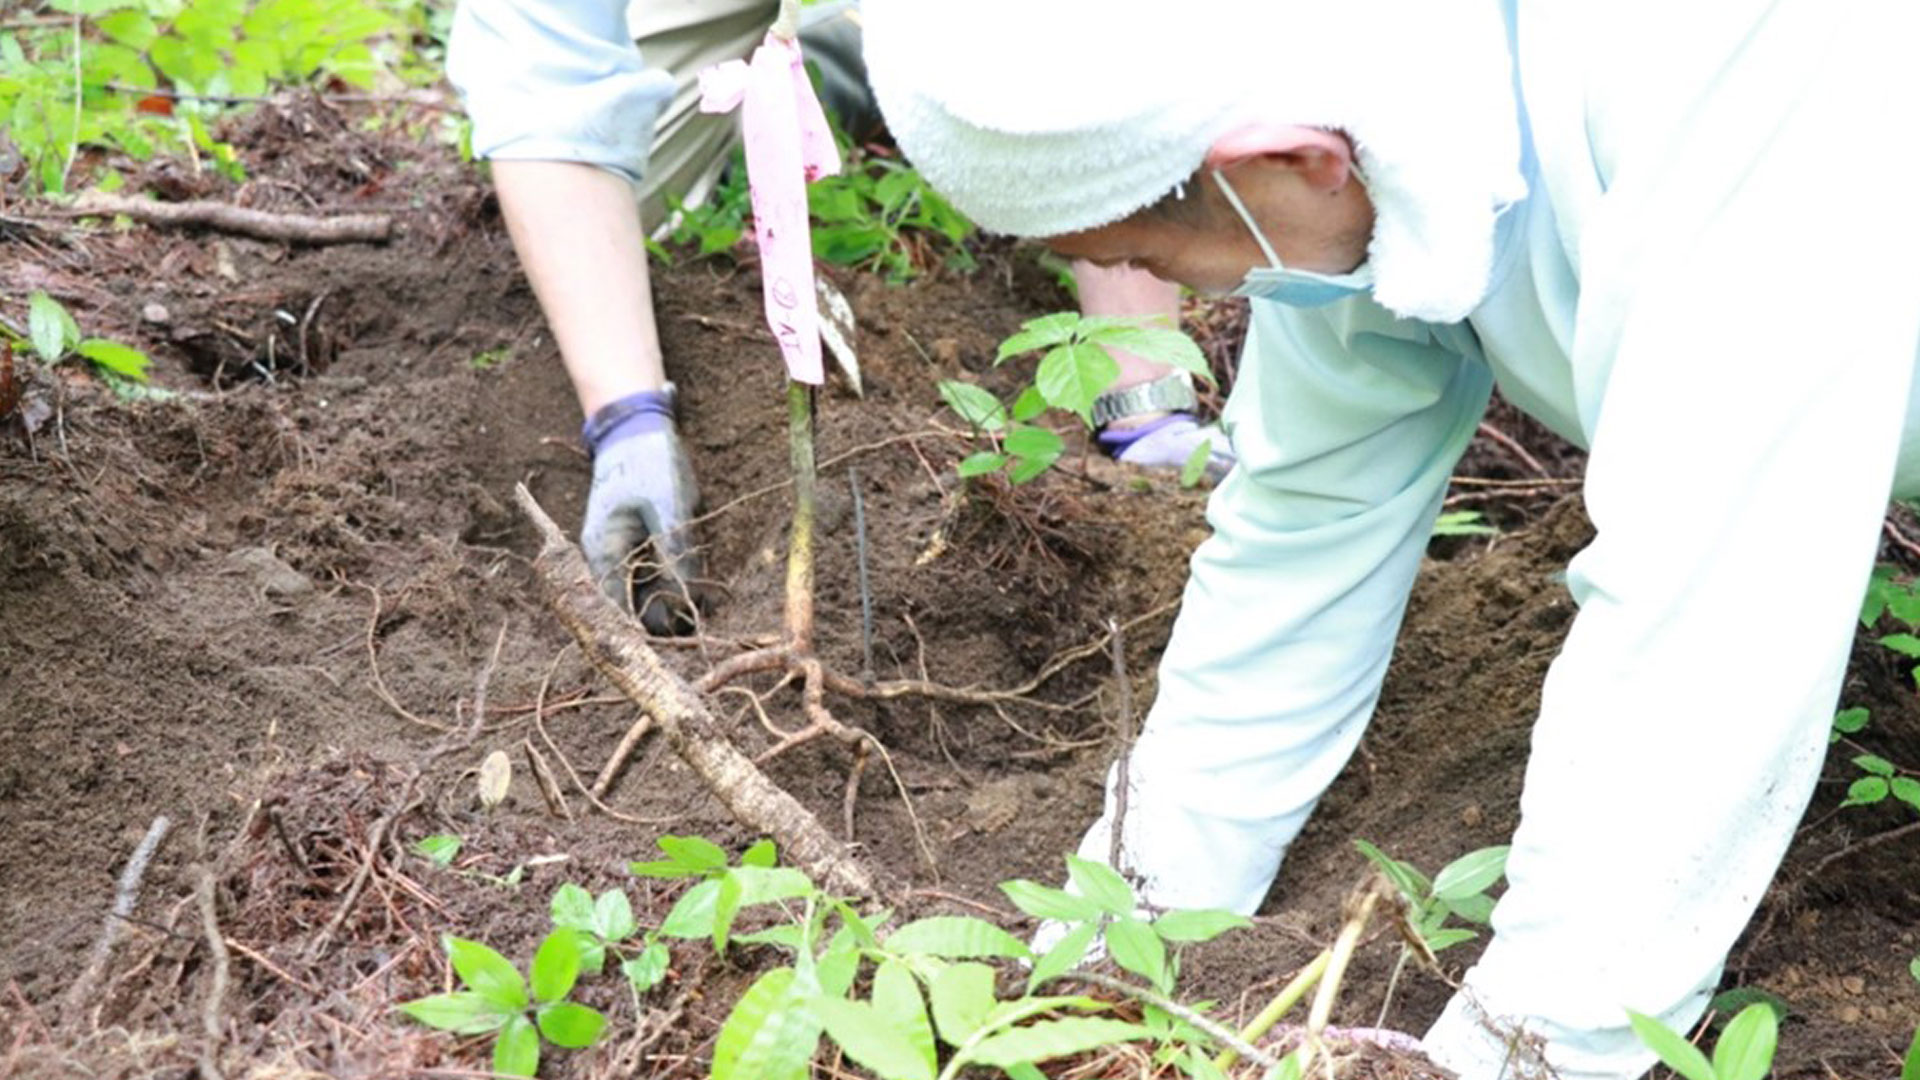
[1082, 2, 1920, 1078]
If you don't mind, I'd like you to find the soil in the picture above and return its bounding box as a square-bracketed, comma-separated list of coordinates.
[2, 95, 1917, 1080]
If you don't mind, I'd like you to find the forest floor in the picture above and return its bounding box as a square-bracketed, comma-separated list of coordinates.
[2, 94, 1916, 1080]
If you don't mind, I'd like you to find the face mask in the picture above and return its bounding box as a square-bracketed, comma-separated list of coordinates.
[1212, 168, 1374, 307]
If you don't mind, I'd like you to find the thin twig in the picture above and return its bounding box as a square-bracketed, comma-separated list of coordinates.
[356, 583, 451, 733]
[1475, 421, 1553, 479]
[523, 739, 573, 821]
[592, 716, 656, 800]
[195, 868, 231, 1080]
[1805, 818, 1920, 880]
[65, 815, 172, 1014]
[1107, 616, 1134, 873]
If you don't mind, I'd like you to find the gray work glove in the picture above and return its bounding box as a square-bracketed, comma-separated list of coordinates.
[1096, 413, 1235, 483]
[579, 388, 703, 634]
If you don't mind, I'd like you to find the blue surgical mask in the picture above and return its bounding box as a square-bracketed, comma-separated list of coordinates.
[1213, 168, 1374, 307]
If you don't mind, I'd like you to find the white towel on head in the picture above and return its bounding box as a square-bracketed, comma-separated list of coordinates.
[864, 0, 1528, 323]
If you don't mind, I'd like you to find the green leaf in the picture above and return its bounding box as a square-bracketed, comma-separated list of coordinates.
[1903, 1025, 1920, 1080]
[1181, 1044, 1233, 1080]
[1911, 955, 1920, 984]
[742, 839, 778, 867]
[1711, 1002, 1778, 1080]
[1034, 341, 1119, 424]
[1708, 987, 1790, 1021]
[96, 9, 158, 49]
[963, 1018, 1152, 1068]
[74, 340, 148, 382]
[1432, 510, 1499, 536]
[1441, 891, 1497, 926]
[1064, 855, 1135, 916]
[1891, 776, 1920, 813]
[1266, 1048, 1306, 1080]
[1029, 921, 1098, 993]
[494, 1015, 540, 1078]
[728, 865, 815, 908]
[1152, 908, 1251, 944]
[1855, 754, 1897, 778]
[1006, 425, 1065, 483]
[1006, 1065, 1048, 1080]
[1353, 839, 1432, 902]
[445, 937, 526, 1009]
[658, 834, 730, 873]
[996, 313, 1080, 362]
[28, 290, 73, 364]
[659, 878, 722, 938]
[624, 942, 670, 994]
[537, 1001, 608, 1049]
[595, 888, 637, 941]
[396, 991, 513, 1035]
[1626, 1010, 1715, 1080]
[815, 996, 936, 1080]
[530, 930, 582, 1004]
[1010, 385, 1048, 422]
[938, 380, 1007, 433]
[1432, 846, 1510, 902]
[884, 916, 1030, 961]
[1424, 927, 1480, 952]
[1000, 880, 1102, 923]
[1084, 323, 1211, 383]
[1181, 437, 1213, 488]
[1880, 633, 1920, 658]
[929, 961, 998, 1044]
[1842, 777, 1890, 807]
[713, 869, 744, 953]
[957, 451, 1006, 478]
[872, 958, 937, 1074]
[712, 967, 818, 1080]
[1104, 917, 1167, 991]
[551, 883, 596, 930]
[413, 834, 461, 868]
[1831, 707, 1870, 740]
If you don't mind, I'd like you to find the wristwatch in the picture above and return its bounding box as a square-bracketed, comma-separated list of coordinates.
[1090, 371, 1198, 428]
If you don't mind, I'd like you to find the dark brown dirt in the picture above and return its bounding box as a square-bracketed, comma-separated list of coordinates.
[2, 95, 1916, 1080]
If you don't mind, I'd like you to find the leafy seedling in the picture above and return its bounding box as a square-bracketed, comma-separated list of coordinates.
[412, 833, 462, 868]
[26, 291, 151, 384]
[398, 932, 607, 1077]
[1627, 1001, 1777, 1080]
[1432, 510, 1498, 537]
[1355, 839, 1508, 953]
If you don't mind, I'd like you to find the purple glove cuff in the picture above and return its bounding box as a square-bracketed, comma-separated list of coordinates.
[1094, 412, 1190, 456]
[582, 386, 676, 456]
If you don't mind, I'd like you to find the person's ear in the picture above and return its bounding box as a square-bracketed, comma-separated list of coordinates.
[1204, 123, 1354, 193]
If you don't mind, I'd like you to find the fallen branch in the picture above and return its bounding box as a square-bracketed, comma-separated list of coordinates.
[57, 192, 392, 245]
[195, 868, 231, 1080]
[65, 814, 172, 1015]
[514, 484, 879, 899]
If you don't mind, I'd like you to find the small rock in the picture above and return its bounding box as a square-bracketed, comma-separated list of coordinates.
[1837, 1005, 1862, 1025]
[1840, 975, 1866, 996]
[141, 301, 170, 324]
[228, 546, 313, 602]
[1460, 803, 1485, 828]
[930, 338, 961, 365]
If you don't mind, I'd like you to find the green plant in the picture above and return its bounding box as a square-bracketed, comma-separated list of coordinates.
[940, 312, 1214, 485]
[1354, 840, 1508, 953]
[1432, 510, 1497, 537]
[1860, 566, 1920, 685]
[21, 289, 151, 383]
[807, 141, 974, 282]
[628, 838, 1249, 1080]
[0, 0, 431, 196]
[398, 931, 608, 1077]
[412, 833, 461, 868]
[1627, 1001, 1777, 1080]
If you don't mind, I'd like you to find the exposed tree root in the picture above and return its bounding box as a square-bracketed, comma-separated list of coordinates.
[57, 192, 393, 245]
[515, 483, 880, 899]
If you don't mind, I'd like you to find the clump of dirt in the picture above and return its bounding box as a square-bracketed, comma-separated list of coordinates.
[2, 95, 1916, 1080]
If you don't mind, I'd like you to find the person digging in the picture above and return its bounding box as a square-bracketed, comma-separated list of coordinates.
[861, 1, 1920, 1077]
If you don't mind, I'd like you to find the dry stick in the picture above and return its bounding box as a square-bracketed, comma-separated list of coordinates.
[849, 466, 875, 680]
[523, 739, 574, 821]
[194, 869, 231, 1080]
[532, 651, 678, 826]
[592, 716, 656, 799]
[1475, 421, 1553, 479]
[54, 193, 393, 245]
[1106, 617, 1134, 873]
[514, 484, 878, 898]
[1055, 969, 1278, 1072]
[65, 815, 173, 1014]
[1299, 882, 1386, 1078]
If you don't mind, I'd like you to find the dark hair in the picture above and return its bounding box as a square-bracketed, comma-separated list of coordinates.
[1136, 171, 1220, 228]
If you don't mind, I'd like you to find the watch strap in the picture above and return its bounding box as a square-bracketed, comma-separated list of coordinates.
[1090, 371, 1197, 428]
